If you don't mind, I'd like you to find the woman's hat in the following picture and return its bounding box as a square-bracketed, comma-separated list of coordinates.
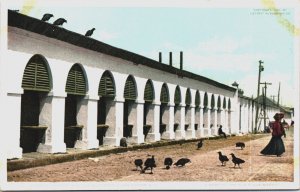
[274, 113, 284, 119]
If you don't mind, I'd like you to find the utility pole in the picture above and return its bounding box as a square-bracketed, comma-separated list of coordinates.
[260, 82, 272, 131]
[255, 60, 264, 133]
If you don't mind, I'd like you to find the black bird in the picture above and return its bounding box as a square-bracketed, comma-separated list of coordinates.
[236, 142, 245, 150]
[85, 28, 96, 37]
[174, 158, 191, 167]
[164, 157, 173, 170]
[120, 137, 127, 147]
[217, 151, 229, 166]
[230, 153, 245, 168]
[197, 139, 203, 150]
[141, 155, 156, 174]
[53, 18, 67, 26]
[134, 159, 143, 171]
[41, 13, 53, 22]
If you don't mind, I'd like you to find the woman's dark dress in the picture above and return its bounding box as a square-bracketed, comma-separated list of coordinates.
[260, 121, 285, 156]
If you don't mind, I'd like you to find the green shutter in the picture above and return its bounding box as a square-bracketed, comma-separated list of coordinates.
[160, 83, 169, 103]
[99, 71, 115, 97]
[174, 86, 181, 105]
[65, 64, 86, 95]
[217, 96, 221, 109]
[144, 80, 154, 102]
[185, 88, 191, 106]
[195, 91, 200, 107]
[204, 93, 208, 107]
[22, 56, 51, 92]
[211, 95, 215, 108]
[223, 97, 226, 109]
[124, 76, 136, 100]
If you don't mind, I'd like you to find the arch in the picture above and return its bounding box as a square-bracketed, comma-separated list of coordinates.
[195, 90, 200, 107]
[223, 97, 227, 109]
[124, 75, 137, 100]
[217, 96, 221, 110]
[203, 92, 208, 107]
[65, 63, 88, 95]
[144, 79, 155, 102]
[98, 70, 115, 98]
[174, 85, 181, 105]
[160, 83, 169, 103]
[185, 88, 191, 106]
[228, 98, 231, 110]
[211, 94, 215, 109]
[21, 54, 52, 92]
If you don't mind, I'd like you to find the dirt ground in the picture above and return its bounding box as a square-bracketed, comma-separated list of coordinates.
[8, 131, 294, 182]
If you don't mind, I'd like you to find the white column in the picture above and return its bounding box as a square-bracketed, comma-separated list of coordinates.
[198, 106, 204, 138]
[179, 105, 186, 139]
[190, 106, 196, 138]
[6, 93, 23, 159]
[153, 102, 161, 141]
[211, 107, 218, 136]
[37, 94, 67, 153]
[207, 107, 211, 136]
[135, 101, 144, 144]
[104, 97, 123, 146]
[162, 103, 175, 139]
[220, 109, 226, 132]
[75, 96, 99, 149]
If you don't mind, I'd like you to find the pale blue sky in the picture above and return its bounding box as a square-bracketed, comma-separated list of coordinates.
[9, 3, 296, 106]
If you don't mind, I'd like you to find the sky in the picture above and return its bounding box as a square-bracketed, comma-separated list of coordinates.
[7, 0, 299, 107]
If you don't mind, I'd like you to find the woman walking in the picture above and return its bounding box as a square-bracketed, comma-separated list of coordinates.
[260, 113, 286, 157]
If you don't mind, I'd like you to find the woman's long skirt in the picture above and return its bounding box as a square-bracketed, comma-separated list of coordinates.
[260, 136, 285, 156]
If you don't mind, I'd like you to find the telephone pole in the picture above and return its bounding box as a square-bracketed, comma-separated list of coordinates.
[255, 60, 264, 133]
[260, 82, 272, 131]
[277, 82, 280, 106]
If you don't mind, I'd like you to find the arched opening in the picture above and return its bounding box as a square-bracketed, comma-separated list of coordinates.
[185, 88, 192, 138]
[203, 92, 208, 129]
[194, 90, 200, 134]
[64, 64, 87, 148]
[228, 98, 231, 131]
[97, 70, 115, 145]
[143, 79, 155, 141]
[210, 94, 215, 131]
[20, 55, 52, 153]
[123, 75, 137, 141]
[217, 96, 222, 128]
[159, 83, 169, 137]
[174, 86, 181, 138]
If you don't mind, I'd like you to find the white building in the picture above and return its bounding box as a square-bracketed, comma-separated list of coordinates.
[0, 10, 288, 159]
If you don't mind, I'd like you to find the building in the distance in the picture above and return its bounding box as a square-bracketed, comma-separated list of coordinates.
[0, 10, 292, 159]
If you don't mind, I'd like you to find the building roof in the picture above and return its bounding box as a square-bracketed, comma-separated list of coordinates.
[256, 95, 293, 113]
[8, 10, 236, 92]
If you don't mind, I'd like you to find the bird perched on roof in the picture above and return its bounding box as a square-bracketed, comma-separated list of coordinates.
[41, 13, 53, 22]
[134, 159, 143, 171]
[230, 153, 245, 168]
[197, 139, 203, 150]
[141, 155, 156, 174]
[85, 28, 96, 37]
[236, 142, 245, 150]
[53, 18, 67, 26]
[164, 157, 173, 170]
[174, 158, 191, 167]
[217, 151, 229, 166]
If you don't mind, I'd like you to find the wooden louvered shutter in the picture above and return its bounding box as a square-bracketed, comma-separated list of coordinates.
[99, 72, 115, 97]
[185, 89, 191, 106]
[217, 97, 221, 109]
[65, 64, 86, 95]
[204, 93, 208, 107]
[124, 76, 136, 100]
[174, 86, 181, 105]
[22, 57, 51, 92]
[223, 98, 226, 109]
[160, 84, 169, 104]
[195, 91, 200, 107]
[144, 80, 154, 102]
